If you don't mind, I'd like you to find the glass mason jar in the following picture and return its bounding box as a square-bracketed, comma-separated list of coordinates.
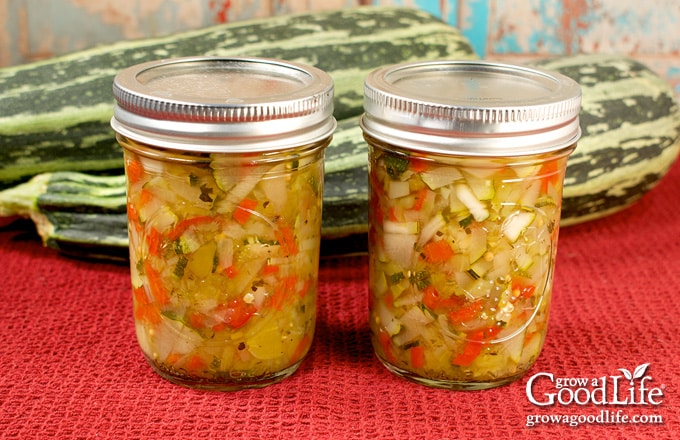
[361, 61, 581, 390]
[110, 57, 336, 390]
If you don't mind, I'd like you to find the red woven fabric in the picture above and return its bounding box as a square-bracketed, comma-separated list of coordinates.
[1, 161, 679, 439]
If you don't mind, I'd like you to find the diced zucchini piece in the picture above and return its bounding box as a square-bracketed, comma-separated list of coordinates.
[421, 166, 463, 190]
[393, 289, 421, 309]
[392, 306, 434, 346]
[145, 205, 178, 233]
[462, 167, 500, 179]
[519, 180, 542, 207]
[390, 275, 411, 301]
[449, 253, 469, 272]
[484, 249, 512, 281]
[467, 176, 495, 201]
[417, 212, 446, 247]
[454, 269, 475, 291]
[223, 174, 260, 205]
[186, 241, 217, 278]
[501, 329, 527, 364]
[520, 332, 543, 365]
[260, 164, 289, 211]
[501, 211, 536, 243]
[247, 325, 285, 360]
[469, 258, 492, 279]
[449, 188, 468, 213]
[513, 164, 542, 178]
[466, 277, 495, 299]
[387, 180, 411, 199]
[381, 232, 417, 268]
[493, 182, 523, 208]
[215, 234, 234, 271]
[373, 271, 389, 298]
[384, 220, 419, 235]
[175, 227, 203, 254]
[468, 227, 488, 263]
[375, 300, 401, 336]
[455, 183, 489, 222]
[513, 246, 534, 271]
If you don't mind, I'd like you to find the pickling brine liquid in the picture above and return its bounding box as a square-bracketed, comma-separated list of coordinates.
[367, 137, 573, 390]
[120, 137, 327, 390]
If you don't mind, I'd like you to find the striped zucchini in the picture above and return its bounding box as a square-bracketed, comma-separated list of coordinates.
[0, 6, 476, 189]
[1, 22, 678, 259]
[0, 117, 370, 259]
[527, 54, 680, 225]
[4, 51, 680, 259]
[0, 172, 130, 260]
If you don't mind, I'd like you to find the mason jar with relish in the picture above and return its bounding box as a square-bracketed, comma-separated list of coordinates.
[111, 57, 335, 390]
[361, 60, 581, 390]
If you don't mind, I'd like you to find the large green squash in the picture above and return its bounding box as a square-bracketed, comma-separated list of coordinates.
[528, 54, 680, 225]
[0, 7, 476, 189]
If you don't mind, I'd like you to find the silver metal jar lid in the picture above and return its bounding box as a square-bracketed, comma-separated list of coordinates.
[111, 56, 336, 153]
[361, 60, 582, 156]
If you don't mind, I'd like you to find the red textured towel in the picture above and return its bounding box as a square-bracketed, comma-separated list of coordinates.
[1, 160, 678, 439]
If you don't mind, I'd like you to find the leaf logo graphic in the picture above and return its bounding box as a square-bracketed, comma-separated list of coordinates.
[618, 368, 632, 381]
[619, 363, 650, 385]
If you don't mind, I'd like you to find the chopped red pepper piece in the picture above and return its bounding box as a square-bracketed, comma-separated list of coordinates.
[377, 327, 396, 364]
[422, 285, 464, 314]
[383, 291, 394, 310]
[133, 286, 161, 325]
[421, 285, 441, 311]
[539, 159, 561, 192]
[185, 355, 207, 372]
[125, 157, 144, 184]
[188, 311, 205, 330]
[127, 202, 142, 233]
[451, 339, 483, 367]
[388, 206, 399, 222]
[138, 188, 154, 207]
[233, 198, 258, 225]
[144, 261, 170, 306]
[511, 277, 536, 302]
[165, 352, 181, 366]
[167, 215, 214, 240]
[451, 326, 503, 366]
[271, 275, 298, 310]
[263, 264, 279, 275]
[299, 278, 312, 299]
[216, 298, 256, 330]
[410, 344, 425, 369]
[421, 240, 454, 263]
[275, 224, 298, 256]
[223, 265, 238, 278]
[409, 157, 428, 173]
[412, 188, 429, 211]
[447, 298, 485, 324]
[146, 226, 162, 257]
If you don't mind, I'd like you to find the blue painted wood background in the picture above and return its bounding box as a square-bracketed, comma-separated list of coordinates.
[0, 0, 678, 99]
